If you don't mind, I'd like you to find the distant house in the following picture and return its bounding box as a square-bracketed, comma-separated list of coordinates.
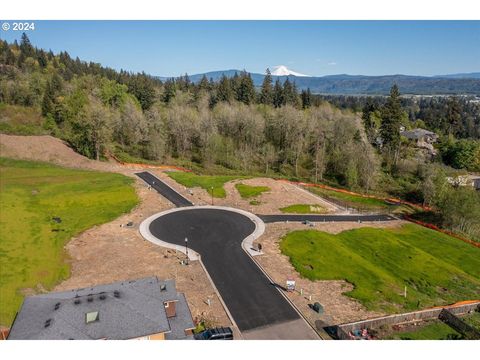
[401, 128, 438, 144]
[7, 277, 195, 340]
[446, 175, 480, 191]
[401, 128, 438, 155]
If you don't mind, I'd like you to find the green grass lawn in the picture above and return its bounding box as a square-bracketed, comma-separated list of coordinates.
[0, 157, 138, 326]
[384, 321, 463, 340]
[167, 172, 247, 198]
[280, 224, 480, 313]
[235, 183, 270, 199]
[280, 204, 327, 214]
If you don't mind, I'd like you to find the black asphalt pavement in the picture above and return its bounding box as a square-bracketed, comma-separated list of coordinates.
[149, 208, 300, 332]
[135, 171, 193, 207]
[258, 214, 396, 223]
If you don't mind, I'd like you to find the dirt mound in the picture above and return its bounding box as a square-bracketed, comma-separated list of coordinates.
[0, 134, 119, 172]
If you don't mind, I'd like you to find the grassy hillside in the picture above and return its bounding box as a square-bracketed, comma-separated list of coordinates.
[280, 224, 480, 313]
[0, 103, 48, 136]
[0, 158, 138, 326]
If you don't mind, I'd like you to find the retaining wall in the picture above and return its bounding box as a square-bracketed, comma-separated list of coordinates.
[331, 301, 480, 340]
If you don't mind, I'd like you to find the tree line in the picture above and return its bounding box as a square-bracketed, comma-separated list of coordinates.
[1, 34, 479, 241]
[0, 34, 372, 190]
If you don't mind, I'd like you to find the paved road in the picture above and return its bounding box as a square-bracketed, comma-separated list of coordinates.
[138, 171, 397, 336]
[135, 171, 193, 207]
[149, 208, 301, 332]
[258, 214, 396, 223]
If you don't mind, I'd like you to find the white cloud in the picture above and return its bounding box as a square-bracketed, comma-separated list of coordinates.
[328, 61, 337, 66]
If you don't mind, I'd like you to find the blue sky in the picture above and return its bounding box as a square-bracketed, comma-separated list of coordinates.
[1, 21, 479, 76]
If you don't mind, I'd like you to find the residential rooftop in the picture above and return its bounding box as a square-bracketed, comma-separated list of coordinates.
[7, 277, 195, 340]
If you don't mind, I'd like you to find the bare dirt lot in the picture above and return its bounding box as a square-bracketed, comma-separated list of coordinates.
[0, 134, 120, 172]
[253, 220, 406, 327]
[149, 172, 342, 215]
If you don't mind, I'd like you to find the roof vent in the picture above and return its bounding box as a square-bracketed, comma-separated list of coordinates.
[74, 299, 81, 305]
[160, 284, 166, 291]
[54, 302, 60, 310]
[99, 294, 106, 300]
[44, 319, 52, 328]
[113, 290, 120, 298]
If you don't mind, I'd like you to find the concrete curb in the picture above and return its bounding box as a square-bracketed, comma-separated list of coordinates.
[241, 244, 324, 340]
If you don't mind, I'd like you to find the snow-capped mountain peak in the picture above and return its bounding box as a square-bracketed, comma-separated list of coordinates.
[270, 65, 310, 77]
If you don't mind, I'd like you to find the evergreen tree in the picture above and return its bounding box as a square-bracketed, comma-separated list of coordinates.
[37, 50, 48, 68]
[127, 74, 156, 110]
[362, 98, 378, 143]
[380, 84, 403, 169]
[237, 71, 255, 105]
[231, 72, 241, 100]
[42, 80, 56, 117]
[292, 82, 300, 106]
[283, 78, 296, 106]
[217, 75, 233, 103]
[178, 73, 191, 92]
[163, 78, 177, 104]
[446, 97, 462, 137]
[272, 79, 284, 108]
[19, 33, 35, 58]
[198, 75, 210, 92]
[259, 68, 273, 105]
[301, 88, 312, 109]
[42, 73, 63, 119]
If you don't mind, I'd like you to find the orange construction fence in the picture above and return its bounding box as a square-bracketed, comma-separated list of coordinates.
[403, 215, 480, 249]
[279, 179, 480, 249]
[277, 179, 431, 211]
[427, 299, 480, 310]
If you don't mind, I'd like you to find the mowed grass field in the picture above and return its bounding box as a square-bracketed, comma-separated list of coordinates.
[384, 321, 462, 340]
[167, 172, 247, 198]
[0, 158, 138, 326]
[280, 224, 480, 313]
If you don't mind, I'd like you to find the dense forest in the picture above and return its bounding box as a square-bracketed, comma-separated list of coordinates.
[1, 34, 479, 240]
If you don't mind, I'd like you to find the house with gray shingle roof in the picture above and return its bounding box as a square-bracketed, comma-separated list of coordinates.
[400, 128, 438, 155]
[7, 277, 195, 340]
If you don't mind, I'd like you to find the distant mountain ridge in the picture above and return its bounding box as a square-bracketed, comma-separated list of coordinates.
[157, 71, 480, 95]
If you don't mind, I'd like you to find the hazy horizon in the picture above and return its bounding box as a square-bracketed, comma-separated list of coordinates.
[1, 20, 479, 77]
